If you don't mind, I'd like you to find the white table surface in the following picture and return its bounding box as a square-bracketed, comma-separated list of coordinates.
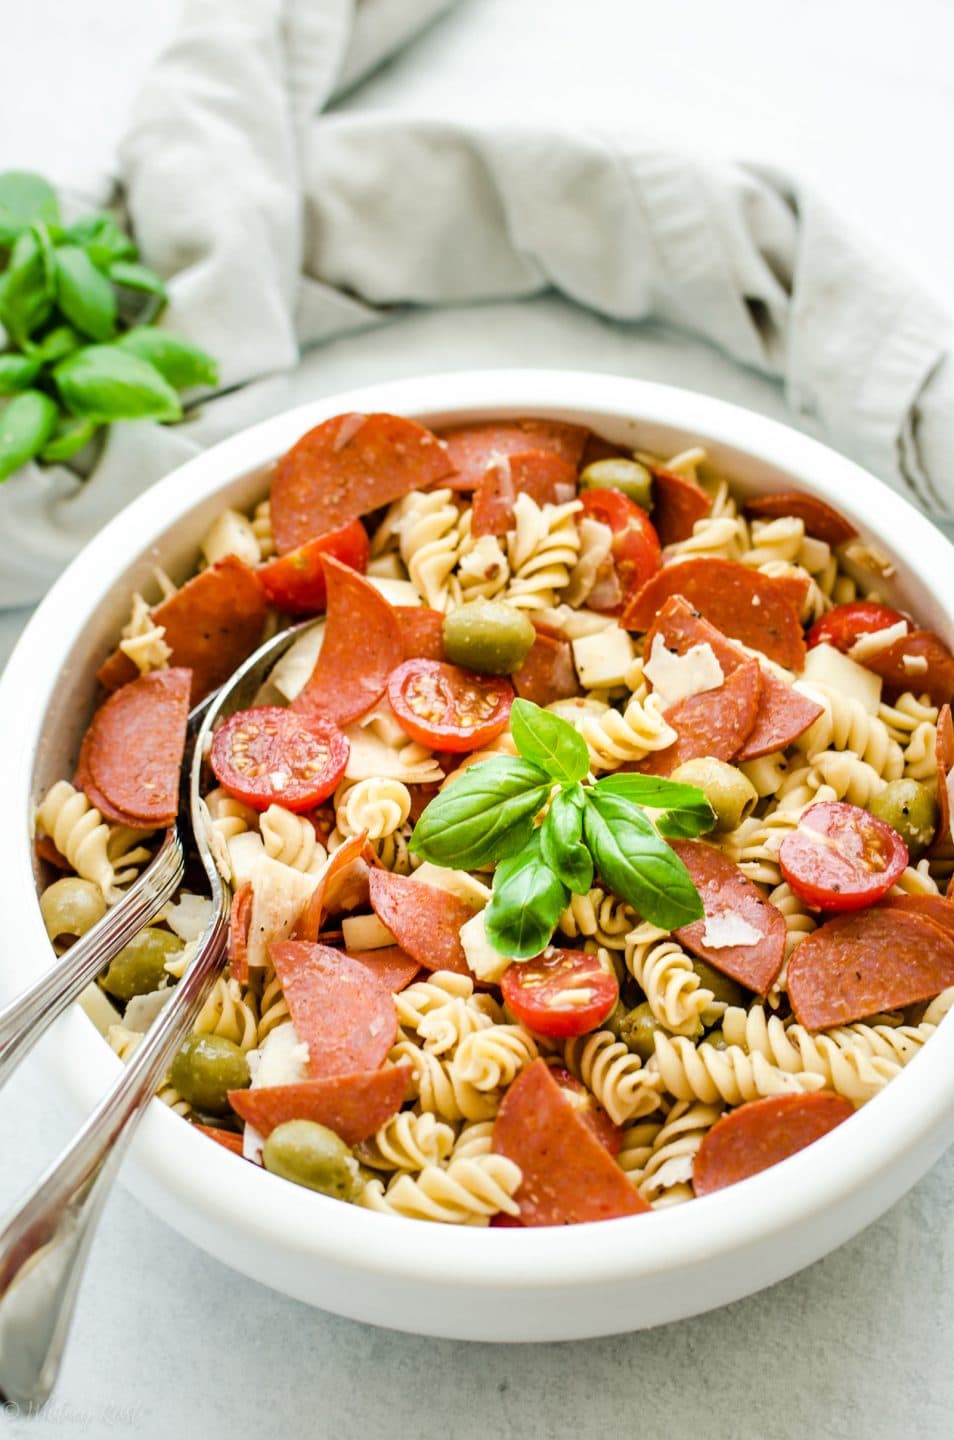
[2, 3, 954, 1436]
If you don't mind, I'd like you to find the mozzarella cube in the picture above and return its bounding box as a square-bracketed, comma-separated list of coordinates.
[460, 910, 512, 985]
[644, 634, 724, 705]
[341, 913, 397, 951]
[571, 625, 636, 689]
[410, 863, 491, 908]
[801, 642, 882, 712]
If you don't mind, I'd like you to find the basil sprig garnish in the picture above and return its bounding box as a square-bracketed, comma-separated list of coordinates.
[410, 698, 712, 960]
[0, 169, 218, 482]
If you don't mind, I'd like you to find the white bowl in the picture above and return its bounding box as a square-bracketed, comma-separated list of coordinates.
[4, 370, 954, 1342]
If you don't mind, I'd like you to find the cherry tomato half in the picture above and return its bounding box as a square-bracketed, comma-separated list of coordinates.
[546, 1064, 622, 1154]
[257, 519, 369, 615]
[778, 800, 908, 912]
[210, 706, 349, 812]
[806, 601, 907, 654]
[386, 659, 513, 753]
[501, 948, 619, 1038]
[579, 488, 661, 613]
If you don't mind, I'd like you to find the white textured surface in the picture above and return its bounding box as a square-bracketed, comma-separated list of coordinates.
[2, 1, 954, 1435]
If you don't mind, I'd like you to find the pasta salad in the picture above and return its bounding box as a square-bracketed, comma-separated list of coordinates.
[33, 411, 954, 1224]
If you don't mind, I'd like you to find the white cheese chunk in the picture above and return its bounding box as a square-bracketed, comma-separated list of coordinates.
[245, 855, 319, 970]
[227, 831, 267, 890]
[410, 863, 491, 907]
[644, 634, 725, 706]
[200, 507, 261, 569]
[124, 986, 173, 1032]
[801, 642, 882, 713]
[901, 654, 929, 675]
[248, 1020, 309, 1088]
[267, 623, 325, 701]
[571, 626, 637, 689]
[341, 913, 397, 951]
[162, 892, 213, 942]
[847, 621, 908, 665]
[701, 911, 763, 950]
[459, 910, 512, 984]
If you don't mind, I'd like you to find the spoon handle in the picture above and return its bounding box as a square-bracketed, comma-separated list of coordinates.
[0, 890, 229, 1408]
[0, 829, 185, 1092]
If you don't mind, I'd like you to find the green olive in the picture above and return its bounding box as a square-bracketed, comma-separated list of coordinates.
[442, 599, 536, 676]
[263, 1120, 360, 1200]
[100, 926, 183, 1002]
[705, 1027, 728, 1051]
[600, 998, 630, 1041]
[869, 779, 939, 859]
[690, 959, 746, 1009]
[670, 757, 757, 833]
[169, 1033, 249, 1115]
[40, 877, 106, 945]
[618, 1002, 662, 1062]
[579, 457, 654, 510]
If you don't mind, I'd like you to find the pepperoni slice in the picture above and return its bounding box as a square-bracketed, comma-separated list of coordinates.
[862, 629, 954, 708]
[778, 801, 908, 912]
[934, 704, 954, 851]
[35, 834, 70, 871]
[97, 557, 268, 704]
[194, 1124, 246, 1157]
[271, 412, 454, 553]
[644, 596, 822, 758]
[368, 869, 478, 976]
[669, 840, 786, 994]
[228, 881, 254, 985]
[512, 631, 580, 707]
[269, 941, 398, 1078]
[623, 558, 807, 671]
[787, 909, 954, 1029]
[228, 1065, 411, 1147]
[877, 892, 954, 939]
[744, 493, 858, 547]
[491, 1060, 649, 1225]
[439, 419, 589, 491]
[395, 606, 446, 662]
[629, 658, 760, 776]
[693, 1092, 854, 1196]
[649, 466, 712, 546]
[294, 833, 375, 942]
[291, 557, 402, 727]
[347, 945, 421, 992]
[546, 1066, 623, 1155]
[78, 668, 191, 827]
[256, 519, 369, 616]
[578, 489, 662, 610]
[471, 450, 579, 537]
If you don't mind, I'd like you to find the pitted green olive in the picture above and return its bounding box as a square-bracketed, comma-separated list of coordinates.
[579, 457, 654, 511]
[600, 998, 630, 1041]
[869, 779, 939, 859]
[263, 1120, 360, 1200]
[40, 877, 106, 945]
[690, 959, 746, 1010]
[169, 1033, 249, 1115]
[618, 1001, 663, 1062]
[670, 756, 757, 833]
[100, 926, 183, 1002]
[442, 599, 536, 676]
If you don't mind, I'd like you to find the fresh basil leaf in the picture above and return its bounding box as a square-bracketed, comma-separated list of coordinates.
[0, 172, 60, 245]
[108, 260, 167, 298]
[484, 836, 568, 960]
[25, 324, 79, 365]
[582, 788, 703, 931]
[509, 698, 589, 784]
[595, 773, 714, 839]
[0, 390, 58, 481]
[54, 245, 117, 340]
[409, 755, 551, 869]
[117, 326, 218, 389]
[40, 414, 99, 464]
[54, 345, 182, 423]
[67, 213, 137, 267]
[540, 788, 593, 895]
[0, 230, 54, 341]
[0, 354, 41, 394]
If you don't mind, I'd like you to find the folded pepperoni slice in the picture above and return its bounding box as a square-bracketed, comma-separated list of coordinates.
[512, 631, 580, 707]
[628, 658, 760, 776]
[878, 892, 954, 939]
[862, 629, 954, 708]
[271, 412, 454, 553]
[78, 668, 191, 828]
[294, 832, 375, 943]
[291, 557, 402, 727]
[650, 466, 712, 546]
[472, 450, 579, 537]
[256, 519, 369, 616]
[693, 1092, 854, 1196]
[669, 839, 786, 994]
[269, 941, 398, 1078]
[228, 881, 254, 985]
[491, 1060, 649, 1225]
[97, 557, 268, 704]
[347, 945, 421, 993]
[439, 419, 589, 491]
[368, 869, 477, 976]
[623, 558, 807, 671]
[787, 909, 954, 1029]
[743, 492, 858, 548]
[395, 606, 446, 662]
[229, 1065, 412, 1147]
[644, 596, 822, 758]
[194, 1124, 246, 1157]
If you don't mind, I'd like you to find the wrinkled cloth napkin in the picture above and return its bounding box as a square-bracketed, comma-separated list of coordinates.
[3, 0, 953, 607]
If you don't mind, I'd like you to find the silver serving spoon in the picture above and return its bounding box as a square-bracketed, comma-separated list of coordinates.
[0, 618, 319, 1408]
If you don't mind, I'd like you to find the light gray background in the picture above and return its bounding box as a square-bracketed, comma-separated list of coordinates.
[2, 2, 954, 1436]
